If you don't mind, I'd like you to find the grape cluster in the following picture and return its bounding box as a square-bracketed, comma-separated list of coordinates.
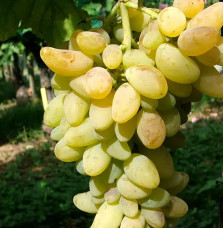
[40, 0, 223, 227]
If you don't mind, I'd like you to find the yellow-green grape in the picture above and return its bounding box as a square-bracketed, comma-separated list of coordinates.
[51, 74, 73, 90]
[193, 65, 223, 98]
[117, 174, 152, 200]
[159, 108, 181, 137]
[50, 126, 63, 141]
[119, 196, 138, 218]
[173, 0, 204, 18]
[113, 24, 124, 43]
[76, 31, 106, 55]
[129, 11, 151, 32]
[163, 196, 188, 218]
[101, 137, 131, 160]
[91, 201, 123, 228]
[137, 109, 166, 149]
[164, 131, 186, 149]
[112, 83, 140, 123]
[89, 90, 114, 130]
[157, 93, 176, 112]
[142, 20, 166, 50]
[178, 27, 220, 56]
[102, 45, 122, 69]
[196, 46, 221, 66]
[123, 50, 155, 69]
[90, 27, 110, 45]
[69, 29, 83, 51]
[93, 124, 116, 141]
[141, 96, 158, 111]
[64, 92, 90, 126]
[139, 25, 157, 56]
[92, 195, 105, 205]
[40, 48, 93, 76]
[160, 171, 183, 189]
[120, 215, 145, 228]
[83, 67, 112, 99]
[90, 160, 123, 196]
[115, 115, 137, 142]
[187, 2, 223, 30]
[73, 191, 99, 213]
[167, 79, 192, 98]
[138, 187, 170, 209]
[141, 208, 165, 228]
[104, 187, 121, 204]
[156, 43, 200, 84]
[69, 75, 90, 100]
[140, 146, 174, 180]
[59, 116, 71, 136]
[64, 118, 98, 147]
[158, 7, 186, 37]
[124, 153, 160, 189]
[127, 0, 140, 18]
[217, 37, 223, 66]
[54, 138, 84, 162]
[168, 173, 189, 195]
[54, 89, 70, 96]
[76, 159, 87, 175]
[126, 65, 168, 99]
[83, 143, 111, 176]
[89, 176, 109, 197]
[44, 94, 65, 127]
[101, 159, 124, 184]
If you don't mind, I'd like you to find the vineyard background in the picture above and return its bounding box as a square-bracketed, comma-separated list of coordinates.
[0, 0, 222, 227]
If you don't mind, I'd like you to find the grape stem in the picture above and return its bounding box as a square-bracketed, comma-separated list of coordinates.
[103, 2, 120, 32]
[119, 1, 132, 51]
[124, 1, 159, 19]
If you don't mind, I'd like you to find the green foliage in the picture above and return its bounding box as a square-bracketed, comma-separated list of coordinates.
[171, 119, 223, 228]
[0, 0, 90, 46]
[0, 143, 92, 228]
[0, 101, 44, 143]
[0, 80, 16, 103]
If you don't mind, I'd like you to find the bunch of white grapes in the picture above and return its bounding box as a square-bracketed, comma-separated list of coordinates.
[40, 0, 223, 227]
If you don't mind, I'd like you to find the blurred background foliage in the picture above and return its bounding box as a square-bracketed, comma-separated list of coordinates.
[0, 0, 222, 228]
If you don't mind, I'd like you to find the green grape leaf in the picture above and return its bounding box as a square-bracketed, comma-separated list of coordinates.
[81, 3, 102, 16]
[0, 0, 90, 46]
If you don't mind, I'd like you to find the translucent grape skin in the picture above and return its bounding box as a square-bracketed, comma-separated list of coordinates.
[83, 67, 113, 99]
[89, 90, 114, 131]
[126, 64, 168, 99]
[173, 0, 204, 18]
[64, 92, 89, 126]
[156, 43, 200, 84]
[187, 2, 223, 30]
[102, 45, 123, 69]
[90, 28, 110, 45]
[76, 31, 106, 55]
[196, 46, 221, 66]
[123, 49, 155, 69]
[123, 153, 160, 189]
[178, 26, 220, 56]
[112, 83, 140, 124]
[158, 7, 186, 37]
[43, 94, 65, 127]
[40, 48, 93, 76]
[142, 20, 166, 50]
[137, 109, 166, 149]
[69, 29, 83, 51]
[193, 65, 223, 98]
